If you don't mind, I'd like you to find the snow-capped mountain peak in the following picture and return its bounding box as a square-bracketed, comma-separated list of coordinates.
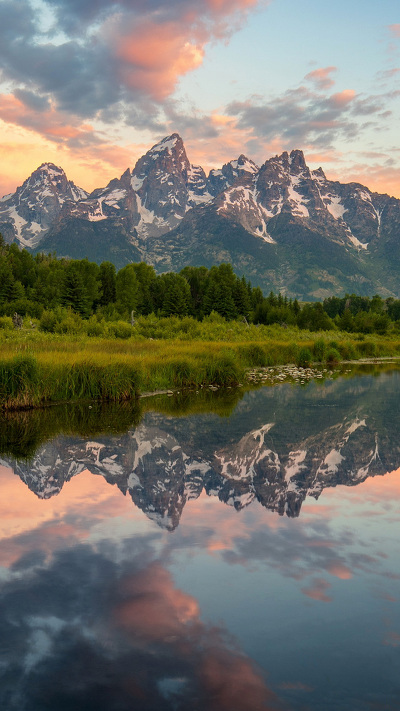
[0, 162, 88, 248]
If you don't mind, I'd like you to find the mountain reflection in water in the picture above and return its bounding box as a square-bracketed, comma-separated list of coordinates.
[0, 367, 400, 710]
[1, 368, 400, 528]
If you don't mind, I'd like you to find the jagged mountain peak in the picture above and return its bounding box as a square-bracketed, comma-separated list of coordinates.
[0, 160, 88, 248]
[233, 154, 259, 175]
[36, 161, 65, 173]
[148, 133, 184, 154]
[263, 149, 307, 174]
[312, 166, 327, 182]
[16, 161, 87, 199]
[131, 133, 190, 187]
[289, 148, 307, 173]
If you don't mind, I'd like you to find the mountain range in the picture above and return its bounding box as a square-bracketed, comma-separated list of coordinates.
[1, 134, 400, 299]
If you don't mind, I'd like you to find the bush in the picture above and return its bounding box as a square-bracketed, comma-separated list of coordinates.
[313, 338, 326, 362]
[357, 340, 377, 357]
[203, 310, 226, 324]
[54, 314, 84, 335]
[297, 347, 312, 368]
[340, 341, 357, 360]
[106, 321, 133, 339]
[39, 310, 58, 333]
[0, 316, 13, 330]
[86, 316, 106, 337]
[326, 348, 341, 364]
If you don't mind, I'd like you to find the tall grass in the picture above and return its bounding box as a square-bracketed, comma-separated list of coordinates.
[1, 321, 400, 410]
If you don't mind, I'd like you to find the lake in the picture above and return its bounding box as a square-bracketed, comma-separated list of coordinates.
[1, 366, 400, 710]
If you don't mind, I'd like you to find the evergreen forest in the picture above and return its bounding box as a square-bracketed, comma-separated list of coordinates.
[1, 235, 400, 336]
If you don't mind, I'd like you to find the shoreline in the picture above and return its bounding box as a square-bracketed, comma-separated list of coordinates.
[2, 355, 399, 413]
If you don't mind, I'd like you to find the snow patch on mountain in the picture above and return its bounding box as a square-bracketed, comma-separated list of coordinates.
[325, 194, 346, 220]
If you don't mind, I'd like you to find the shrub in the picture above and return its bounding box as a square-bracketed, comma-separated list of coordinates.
[39, 310, 58, 333]
[86, 316, 106, 337]
[297, 347, 312, 368]
[106, 321, 133, 339]
[313, 338, 326, 362]
[55, 315, 84, 335]
[357, 340, 377, 357]
[203, 310, 226, 324]
[340, 341, 357, 360]
[326, 348, 341, 364]
[0, 316, 13, 330]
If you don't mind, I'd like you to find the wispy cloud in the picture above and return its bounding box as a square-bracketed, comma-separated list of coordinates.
[388, 24, 400, 38]
[305, 66, 337, 90]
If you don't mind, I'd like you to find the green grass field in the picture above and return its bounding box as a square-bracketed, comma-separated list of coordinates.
[1, 318, 400, 410]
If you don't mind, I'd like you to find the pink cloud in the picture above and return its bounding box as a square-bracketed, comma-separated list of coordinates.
[109, 0, 261, 101]
[114, 560, 282, 709]
[383, 630, 400, 647]
[302, 578, 332, 603]
[0, 94, 95, 146]
[116, 21, 205, 100]
[388, 24, 400, 38]
[328, 89, 356, 108]
[305, 66, 337, 90]
[327, 563, 353, 580]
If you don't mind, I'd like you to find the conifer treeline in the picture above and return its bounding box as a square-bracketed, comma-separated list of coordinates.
[1, 236, 400, 334]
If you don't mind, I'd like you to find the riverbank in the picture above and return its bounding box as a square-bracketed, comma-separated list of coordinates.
[1, 327, 400, 411]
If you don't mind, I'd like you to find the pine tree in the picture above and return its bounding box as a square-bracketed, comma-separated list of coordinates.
[61, 266, 91, 317]
[116, 264, 139, 314]
[99, 261, 116, 306]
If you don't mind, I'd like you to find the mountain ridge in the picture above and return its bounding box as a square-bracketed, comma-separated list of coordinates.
[1, 134, 400, 299]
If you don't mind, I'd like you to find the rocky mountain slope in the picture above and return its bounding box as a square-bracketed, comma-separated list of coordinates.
[1, 134, 400, 297]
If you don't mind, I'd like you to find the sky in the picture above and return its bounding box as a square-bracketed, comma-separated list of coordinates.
[0, 0, 399, 198]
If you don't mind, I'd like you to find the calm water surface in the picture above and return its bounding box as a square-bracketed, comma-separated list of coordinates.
[0, 367, 400, 710]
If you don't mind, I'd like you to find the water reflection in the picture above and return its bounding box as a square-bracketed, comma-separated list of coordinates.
[1, 369, 400, 709]
[2, 369, 400, 527]
[0, 532, 282, 711]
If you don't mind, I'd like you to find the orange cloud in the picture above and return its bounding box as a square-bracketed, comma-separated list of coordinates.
[114, 559, 281, 710]
[335, 163, 400, 199]
[0, 110, 144, 197]
[0, 466, 137, 566]
[199, 653, 277, 711]
[185, 115, 285, 173]
[0, 94, 92, 145]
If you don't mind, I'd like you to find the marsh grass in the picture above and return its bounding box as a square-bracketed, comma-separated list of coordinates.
[1, 322, 400, 410]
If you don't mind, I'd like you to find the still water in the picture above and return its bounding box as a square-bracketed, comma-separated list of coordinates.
[0, 367, 400, 710]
